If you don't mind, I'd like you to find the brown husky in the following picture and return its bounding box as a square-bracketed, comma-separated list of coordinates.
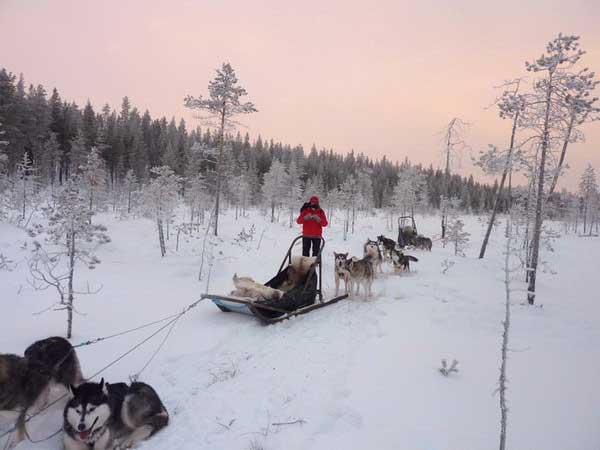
[347, 255, 374, 300]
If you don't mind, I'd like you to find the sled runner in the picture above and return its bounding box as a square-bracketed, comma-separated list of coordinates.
[203, 236, 348, 324]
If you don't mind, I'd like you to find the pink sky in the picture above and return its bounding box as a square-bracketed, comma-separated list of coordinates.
[1, 0, 599, 189]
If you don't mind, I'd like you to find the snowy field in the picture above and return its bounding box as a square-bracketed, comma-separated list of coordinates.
[1, 209, 599, 450]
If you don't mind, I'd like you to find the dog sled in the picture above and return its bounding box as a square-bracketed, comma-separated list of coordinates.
[202, 236, 348, 325]
[397, 216, 432, 250]
[397, 215, 418, 248]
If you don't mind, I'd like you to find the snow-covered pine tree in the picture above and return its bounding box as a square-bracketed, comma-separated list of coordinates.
[547, 65, 599, 196]
[261, 159, 288, 223]
[122, 168, 139, 215]
[143, 166, 182, 256]
[339, 176, 359, 240]
[440, 196, 462, 248]
[184, 63, 257, 236]
[14, 152, 40, 225]
[445, 218, 470, 256]
[394, 165, 427, 217]
[578, 164, 598, 235]
[184, 173, 209, 226]
[79, 146, 107, 222]
[28, 176, 110, 338]
[525, 34, 587, 304]
[68, 130, 87, 179]
[286, 159, 303, 228]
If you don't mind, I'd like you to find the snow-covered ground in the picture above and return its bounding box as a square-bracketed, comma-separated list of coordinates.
[1, 209, 599, 450]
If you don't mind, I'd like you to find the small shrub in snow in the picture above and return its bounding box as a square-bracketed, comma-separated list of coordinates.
[0, 253, 15, 271]
[233, 225, 255, 246]
[248, 439, 267, 450]
[439, 359, 459, 376]
[441, 258, 455, 274]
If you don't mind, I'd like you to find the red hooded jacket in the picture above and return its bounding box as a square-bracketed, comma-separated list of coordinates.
[296, 196, 328, 237]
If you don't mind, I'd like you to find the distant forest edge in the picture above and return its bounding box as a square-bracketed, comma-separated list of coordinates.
[1, 67, 513, 212]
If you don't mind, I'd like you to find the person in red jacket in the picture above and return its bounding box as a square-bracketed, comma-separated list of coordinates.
[296, 196, 328, 257]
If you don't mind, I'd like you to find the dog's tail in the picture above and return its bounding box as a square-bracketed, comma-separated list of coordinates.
[407, 255, 419, 262]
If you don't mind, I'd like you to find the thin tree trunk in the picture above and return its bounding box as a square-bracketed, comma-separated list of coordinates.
[498, 215, 512, 450]
[547, 113, 575, 197]
[157, 218, 166, 257]
[67, 229, 75, 339]
[527, 73, 554, 305]
[127, 186, 132, 214]
[213, 105, 226, 237]
[480, 113, 519, 259]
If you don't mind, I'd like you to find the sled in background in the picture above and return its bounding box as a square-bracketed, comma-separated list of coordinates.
[397, 215, 418, 248]
[397, 216, 433, 251]
[203, 235, 348, 324]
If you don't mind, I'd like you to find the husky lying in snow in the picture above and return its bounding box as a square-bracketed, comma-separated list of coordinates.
[363, 239, 383, 275]
[63, 378, 168, 450]
[232, 274, 284, 300]
[0, 336, 83, 446]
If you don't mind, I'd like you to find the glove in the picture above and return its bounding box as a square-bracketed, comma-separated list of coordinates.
[313, 216, 321, 223]
[304, 213, 314, 220]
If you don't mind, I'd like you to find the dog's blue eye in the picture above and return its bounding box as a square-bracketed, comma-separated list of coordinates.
[88, 407, 96, 412]
[76, 409, 81, 414]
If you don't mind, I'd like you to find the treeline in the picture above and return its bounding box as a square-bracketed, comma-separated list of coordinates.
[0, 67, 509, 212]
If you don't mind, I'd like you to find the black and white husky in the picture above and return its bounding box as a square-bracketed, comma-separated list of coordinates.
[390, 248, 418, 272]
[63, 378, 168, 450]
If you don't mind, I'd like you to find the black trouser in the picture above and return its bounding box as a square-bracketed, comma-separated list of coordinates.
[302, 237, 321, 257]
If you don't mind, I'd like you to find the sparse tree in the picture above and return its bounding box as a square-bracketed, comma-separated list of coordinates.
[525, 34, 587, 304]
[28, 177, 110, 338]
[478, 81, 527, 259]
[79, 147, 107, 222]
[143, 166, 182, 257]
[184, 63, 257, 236]
[440, 118, 469, 239]
[261, 159, 288, 223]
[445, 218, 470, 256]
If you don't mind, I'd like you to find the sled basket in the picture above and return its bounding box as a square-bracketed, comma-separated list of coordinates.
[203, 235, 348, 324]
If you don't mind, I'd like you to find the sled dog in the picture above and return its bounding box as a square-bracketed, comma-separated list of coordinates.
[333, 252, 352, 296]
[0, 336, 83, 445]
[347, 255, 374, 300]
[63, 378, 168, 450]
[363, 239, 383, 274]
[377, 235, 398, 262]
[414, 236, 433, 251]
[232, 274, 284, 300]
[390, 249, 419, 272]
